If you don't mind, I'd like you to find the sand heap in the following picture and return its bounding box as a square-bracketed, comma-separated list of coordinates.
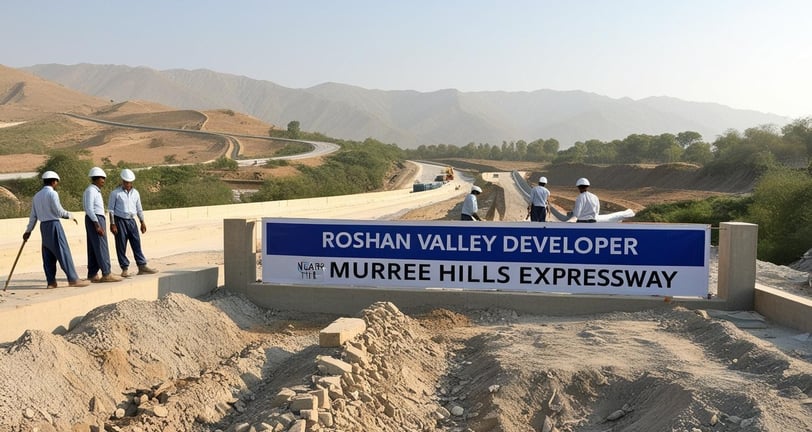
[2, 291, 812, 431]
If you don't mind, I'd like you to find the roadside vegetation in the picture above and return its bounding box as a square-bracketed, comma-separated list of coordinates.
[272, 141, 312, 157]
[636, 168, 812, 264]
[246, 138, 403, 201]
[0, 115, 80, 155]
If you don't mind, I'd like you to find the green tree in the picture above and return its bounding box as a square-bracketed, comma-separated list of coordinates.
[287, 121, 301, 139]
[676, 131, 703, 148]
[747, 168, 812, 264]
[650, 133, 683, 163]
[682, 142, 713, 165]
[617, 134, 651, 163]
[712, 129, 742, 159]
[780, 117, 812, 165]
[515, 140, 528, 160]
[584, 139, 616, 163]
[542, 139, 560, 160]
[554, 142, 586, 164]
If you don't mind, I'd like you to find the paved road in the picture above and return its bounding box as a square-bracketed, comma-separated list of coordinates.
[64, 113, 340, 163]
[236, 140, 339, 166]
[0, 172, 37, 181]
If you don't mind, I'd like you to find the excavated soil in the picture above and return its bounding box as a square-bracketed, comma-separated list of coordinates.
[2, 295, 811, 432]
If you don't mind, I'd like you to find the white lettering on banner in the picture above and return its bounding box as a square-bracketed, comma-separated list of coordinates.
[416, 234, 497, 252]
[503, 236, 638, 255]
[323, 231, 410, 250]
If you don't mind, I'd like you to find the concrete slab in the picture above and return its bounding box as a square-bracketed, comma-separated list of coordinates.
[319, 317, 367, 347]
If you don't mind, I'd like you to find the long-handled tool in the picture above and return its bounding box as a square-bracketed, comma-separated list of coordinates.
[4, 238, 27, 291]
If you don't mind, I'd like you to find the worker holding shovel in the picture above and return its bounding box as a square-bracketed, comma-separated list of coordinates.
[20, 171, 90, 289]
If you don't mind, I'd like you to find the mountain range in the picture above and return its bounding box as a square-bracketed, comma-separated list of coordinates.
[21, 63, 791, 149]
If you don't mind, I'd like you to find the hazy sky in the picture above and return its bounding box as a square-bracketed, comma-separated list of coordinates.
[4, 0, 811, 118]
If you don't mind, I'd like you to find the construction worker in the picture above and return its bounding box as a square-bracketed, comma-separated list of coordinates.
[109, 168, 158, 277]
[570, 178, 600, 223]
[83, 167, 121, 283]
[461, 185, 483, 221]
[528, 176, 550, 222]
[23, 171, 90, 288]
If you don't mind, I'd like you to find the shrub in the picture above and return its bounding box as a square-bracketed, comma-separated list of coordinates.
[211, 156, 238, 171]
[747, 168, 812, 264]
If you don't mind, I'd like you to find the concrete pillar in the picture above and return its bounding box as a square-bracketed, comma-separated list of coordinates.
[717, 221, 758, 310]
[224, 218, 256, 292]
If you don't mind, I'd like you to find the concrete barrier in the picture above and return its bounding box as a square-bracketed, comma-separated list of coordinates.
[755, 284, 812, 333]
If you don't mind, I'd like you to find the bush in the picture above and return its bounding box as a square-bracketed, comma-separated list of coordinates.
[274, 142, 313, 157]
[249, 138, 404, 202]
[634, 195, 752, 244]
[133, 165, 234, 209]
[747, 168, 812, 264]
[264, 159, 289, 168]
[211, 156, 238, 171]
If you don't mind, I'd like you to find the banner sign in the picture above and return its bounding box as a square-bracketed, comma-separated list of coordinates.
[261, 218, 710, 297]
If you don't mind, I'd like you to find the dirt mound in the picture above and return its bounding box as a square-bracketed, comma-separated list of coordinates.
[0, 293, 270, 430]
[2, 291, 811, 432]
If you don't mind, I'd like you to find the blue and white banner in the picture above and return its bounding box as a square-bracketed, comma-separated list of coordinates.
[261, 218, 710, 297]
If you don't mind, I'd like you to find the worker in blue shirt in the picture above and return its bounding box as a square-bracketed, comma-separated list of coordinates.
[23, 171, 90, 288]
[83, 167, 121, 283]
[108, 168, 158, 277]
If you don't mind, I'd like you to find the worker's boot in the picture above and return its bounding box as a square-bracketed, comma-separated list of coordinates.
[99, 274, 122, 283]
[138, 265, 158, 275]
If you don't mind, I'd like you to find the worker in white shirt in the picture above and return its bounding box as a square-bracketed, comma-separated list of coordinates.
[570, 178, 600, 223]
[527, 176, 550, 222]
[461, 186, 483, 221]
[108, 168, 158, 277]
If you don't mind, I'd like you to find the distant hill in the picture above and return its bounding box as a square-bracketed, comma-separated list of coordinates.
[0, 65, 107, 120]
[21, 63, 791, 149]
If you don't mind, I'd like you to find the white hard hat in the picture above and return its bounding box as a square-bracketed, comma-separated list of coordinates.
[89, 167, 107, 178]
[576, 177, 590, 187]
[42, 171, 60, 181]
[120, 168, 135, 182]
[539, 176, 548, 184]
[471, 186, 482, 194]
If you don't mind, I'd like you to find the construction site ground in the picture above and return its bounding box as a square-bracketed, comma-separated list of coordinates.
[1, 164, 812, 432]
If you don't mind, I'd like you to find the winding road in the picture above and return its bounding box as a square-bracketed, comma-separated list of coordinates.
[0, 115, 339, 180]
[63, 113, 340, 166]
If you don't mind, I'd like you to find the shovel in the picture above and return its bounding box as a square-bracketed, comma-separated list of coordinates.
[3, 238, 27, 291]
